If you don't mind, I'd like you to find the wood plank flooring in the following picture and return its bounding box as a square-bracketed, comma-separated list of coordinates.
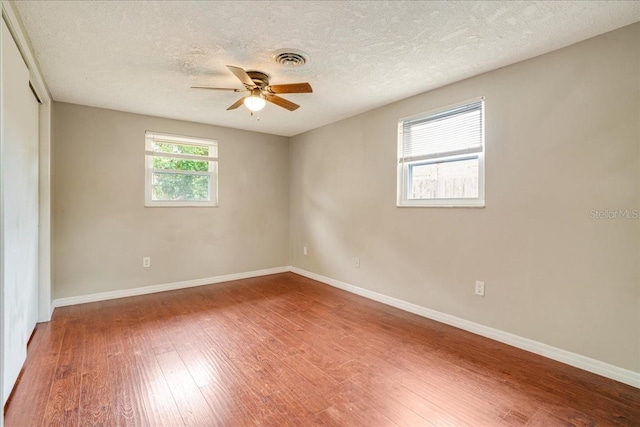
[4, 272, 640, 426]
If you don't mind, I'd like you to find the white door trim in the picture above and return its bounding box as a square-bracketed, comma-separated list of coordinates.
[1, 1, 53, 324]
[0, 3, 52, 424]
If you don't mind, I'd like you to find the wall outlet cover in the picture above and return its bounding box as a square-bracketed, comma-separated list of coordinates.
[475, 280, 485, 296]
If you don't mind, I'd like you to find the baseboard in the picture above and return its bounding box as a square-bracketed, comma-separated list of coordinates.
[288, 266, 640, 389]
[52, 266, 289, 308]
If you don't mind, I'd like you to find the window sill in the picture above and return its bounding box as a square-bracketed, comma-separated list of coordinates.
[144, 202, 218, 208]
[397, 199, 485, 208]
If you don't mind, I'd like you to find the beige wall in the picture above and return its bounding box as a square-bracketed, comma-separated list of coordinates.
[289, 24, 640, 372]
[53, 103, 289, 299]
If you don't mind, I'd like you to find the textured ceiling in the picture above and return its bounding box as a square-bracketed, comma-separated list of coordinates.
[15, 1, 640, 137]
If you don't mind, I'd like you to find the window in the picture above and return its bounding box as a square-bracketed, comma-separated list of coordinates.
[397, 98, 484, 207]
[145, 131, 218, 207]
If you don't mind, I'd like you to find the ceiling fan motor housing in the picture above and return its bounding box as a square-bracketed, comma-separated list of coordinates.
[246, 71, 270, 88]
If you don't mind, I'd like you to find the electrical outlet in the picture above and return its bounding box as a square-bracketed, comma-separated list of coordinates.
[143, 257, 151, 268]
[303, 246, 308, 256]
[355, 257, 360, 268]
[475, 280, 485, 296]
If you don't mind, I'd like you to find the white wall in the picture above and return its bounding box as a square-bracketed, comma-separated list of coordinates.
[289, 23, 640, 373]
[53, 103, 289, 299]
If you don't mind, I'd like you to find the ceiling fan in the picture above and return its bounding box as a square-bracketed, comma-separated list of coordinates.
[192, 65, 312, 112]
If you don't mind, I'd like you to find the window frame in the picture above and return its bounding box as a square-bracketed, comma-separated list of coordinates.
[397, 97, 485, 208]
[144, 131, 218, 208]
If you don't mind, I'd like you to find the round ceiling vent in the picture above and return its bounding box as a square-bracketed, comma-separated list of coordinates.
[271, 49, 308, 67]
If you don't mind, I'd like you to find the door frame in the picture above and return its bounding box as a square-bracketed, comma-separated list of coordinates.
[1, 1, 52, 423]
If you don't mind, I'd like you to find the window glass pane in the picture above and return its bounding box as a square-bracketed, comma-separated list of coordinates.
[153, 155, 209, 172]
[152, 173, 210, 201]
[152, 142, 209, 157]
[409, 158, 479, 199]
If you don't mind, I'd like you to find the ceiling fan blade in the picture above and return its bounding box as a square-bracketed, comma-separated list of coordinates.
[267, 83, 313, 94]
[264, 94, 300, 111]
[227, 65, 255, 87]
[227, 97, 247, 110]
[191, 86, 245, 92]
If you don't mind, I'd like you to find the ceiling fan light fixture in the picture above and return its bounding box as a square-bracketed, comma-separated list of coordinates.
[244, 95, 266, 112]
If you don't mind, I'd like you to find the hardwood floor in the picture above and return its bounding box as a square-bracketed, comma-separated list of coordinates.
[4, 272, 639, 426]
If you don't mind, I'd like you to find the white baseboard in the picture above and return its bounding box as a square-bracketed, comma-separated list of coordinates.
[52, 266, 289, 308]
[289, 266, 640, 389]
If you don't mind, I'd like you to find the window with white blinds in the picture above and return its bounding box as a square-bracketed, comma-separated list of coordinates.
[145, 131, 218, 207]
[397, 98, 485, 207]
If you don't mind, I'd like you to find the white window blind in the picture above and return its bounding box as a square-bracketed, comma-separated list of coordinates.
[400, 100, 483, 163]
